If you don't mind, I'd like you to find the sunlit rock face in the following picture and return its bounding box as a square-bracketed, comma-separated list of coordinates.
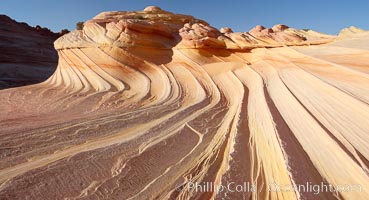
[339, 26, 366, 37]
[1, 6, 369, 200]
[0, 15, 60, 89]
[55, 7, 335, 50]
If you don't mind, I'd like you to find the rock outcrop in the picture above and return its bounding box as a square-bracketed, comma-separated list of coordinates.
[0, 15, 66, 89]
[338, 26, 368, 40]
[0, 6, 368, 200]
[339, 26, 366, 36]
[55, 8, 335, 51]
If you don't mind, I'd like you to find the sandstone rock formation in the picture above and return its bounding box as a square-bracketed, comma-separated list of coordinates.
[0, 6, 369, 200]
[0, 15, 66, 89]
[54, 8, 335, 51]
[339, 26, 367, 37]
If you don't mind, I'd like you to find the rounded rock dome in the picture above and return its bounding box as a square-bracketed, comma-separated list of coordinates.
[144, 6, 162, 12]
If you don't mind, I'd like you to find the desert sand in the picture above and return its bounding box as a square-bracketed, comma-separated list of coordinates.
[0, 6, 368, 200]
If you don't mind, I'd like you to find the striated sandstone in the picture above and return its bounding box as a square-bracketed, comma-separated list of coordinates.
[0, 6, 368, 200]
[55, 8, 335, 51]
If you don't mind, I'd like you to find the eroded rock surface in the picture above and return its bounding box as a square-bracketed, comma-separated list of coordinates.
[55, 8, 335, 51]
[0, 6, 368, 200]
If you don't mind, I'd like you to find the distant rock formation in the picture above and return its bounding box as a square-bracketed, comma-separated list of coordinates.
[0, 15, 67, 89]
[338, 26, 368, 38]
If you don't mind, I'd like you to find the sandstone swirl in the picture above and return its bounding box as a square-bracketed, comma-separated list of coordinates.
[1, 6, 369, 200]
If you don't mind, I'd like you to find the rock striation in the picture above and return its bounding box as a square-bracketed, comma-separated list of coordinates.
[55, 8, 334, 51]
[0, 6, 369, 200]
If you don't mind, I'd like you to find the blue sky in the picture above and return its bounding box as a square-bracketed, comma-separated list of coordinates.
[1, 0, 368, 34]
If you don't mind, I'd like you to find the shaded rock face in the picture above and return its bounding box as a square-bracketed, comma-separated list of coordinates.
[0, 15, 60, 89]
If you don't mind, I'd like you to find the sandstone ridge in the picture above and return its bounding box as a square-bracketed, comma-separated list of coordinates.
[1, 6, 369, 200]
[55, 6, 335, 50]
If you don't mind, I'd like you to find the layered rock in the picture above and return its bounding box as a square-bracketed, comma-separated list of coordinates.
[0, 15, 64, 89]
[55, 7, 335, 51]
[0, 6, 369, 200]
[55, 7, 203, 49]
